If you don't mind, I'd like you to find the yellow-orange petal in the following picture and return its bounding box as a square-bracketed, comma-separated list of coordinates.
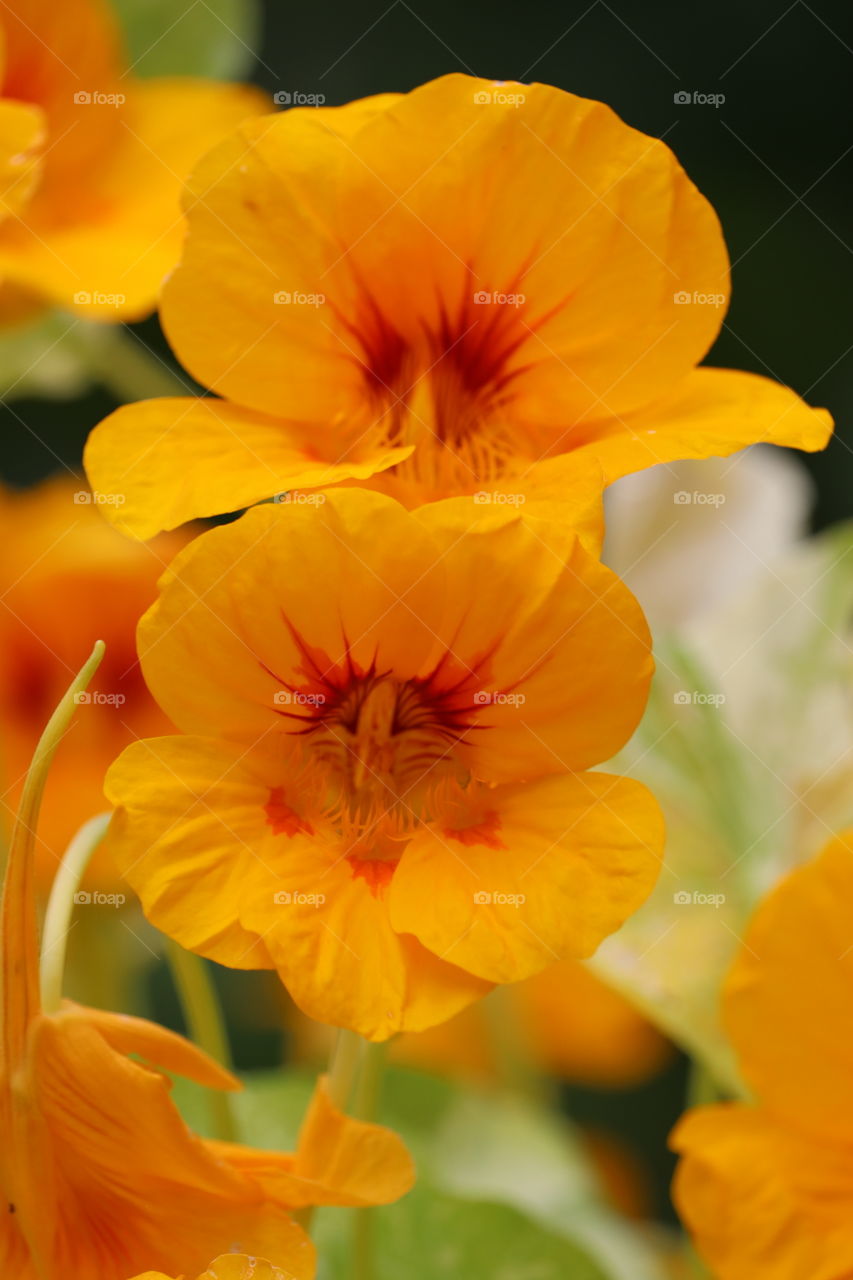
[105, 734, 491, 1039]
[413, 503, 654, 780]
[572, 366, 833, 484]
[160, 75, 727, 430]
[0, 79, 268, 319]
[212, 1074, 414, 1209]
[722, 831, 853, 1146]
[672, 1105, 853, 1280]
[84, 396, 413, 539]
[0, 100, 45, 220]
[132, 494, 448, 738]
[389, 771, 663, 984]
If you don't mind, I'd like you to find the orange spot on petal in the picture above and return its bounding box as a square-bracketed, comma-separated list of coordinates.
[347, 855, 399, 897]
[265, 786, 313, 837]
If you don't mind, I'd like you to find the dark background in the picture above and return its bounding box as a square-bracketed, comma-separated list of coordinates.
[5, 0, 852, 529]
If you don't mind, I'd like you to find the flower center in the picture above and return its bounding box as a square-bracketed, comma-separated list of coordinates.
[350, 286, 544, 499]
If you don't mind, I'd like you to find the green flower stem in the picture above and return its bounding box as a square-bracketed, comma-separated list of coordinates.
[352, 1041, 388, 1280]
[40, 812, 110, 1013]
[165, 939, 237, 1143]
[69, 323, 190, 402]
[327, 1027, 365, 1111]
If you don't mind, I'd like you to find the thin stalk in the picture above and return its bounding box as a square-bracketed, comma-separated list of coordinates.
[165, 939, 236, 1142]
[40, 812, 110, 1012]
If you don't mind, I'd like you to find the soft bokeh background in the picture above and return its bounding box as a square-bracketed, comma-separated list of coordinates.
[2, 0, 851, 1256]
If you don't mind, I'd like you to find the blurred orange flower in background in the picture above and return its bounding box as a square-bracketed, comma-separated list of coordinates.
[86, 73, 831, 539]
[672, 831, 853, 1278]
[0, 477, 183, 890]
[0, 0, 266, 323]
[105, 491, 664, 1040]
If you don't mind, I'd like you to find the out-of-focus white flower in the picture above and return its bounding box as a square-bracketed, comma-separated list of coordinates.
[603, 445, 813, 630]
[594, 475, 853, 1091]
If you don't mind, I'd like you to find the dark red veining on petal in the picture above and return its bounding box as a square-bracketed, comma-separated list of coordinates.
[265, 786, 314, 837]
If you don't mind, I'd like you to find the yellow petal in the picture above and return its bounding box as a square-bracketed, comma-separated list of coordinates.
[0, 100, 45, 220]
[389, 772, 664, 983]
[572, 366, 833, 483]
[84, 396, 413, 539]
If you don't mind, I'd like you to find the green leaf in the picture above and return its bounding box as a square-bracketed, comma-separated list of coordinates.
[314, 1187, 611, 1280]
[114, 0, 262, 80]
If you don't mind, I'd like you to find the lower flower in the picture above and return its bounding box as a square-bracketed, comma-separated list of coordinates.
[105, 490, 664, 1039]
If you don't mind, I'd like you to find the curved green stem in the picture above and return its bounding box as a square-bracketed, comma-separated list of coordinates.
[40, 812, 110, 1012]
[327, 1027, 364, 1111]
[165, 939, 236, 1142]
[1, 641, 104, 1069]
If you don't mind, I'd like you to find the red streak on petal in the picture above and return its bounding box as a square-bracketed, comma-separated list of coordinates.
[443, 811, 506, 850]
[265, 786, 314, 838]
[347, 855, 399, 898]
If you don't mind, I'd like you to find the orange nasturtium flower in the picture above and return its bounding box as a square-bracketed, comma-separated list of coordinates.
[85, 72, 832, 540]
[0, 661, 414, 1277]
[105, 490, 664, 1040]
[671, 831, 853, 1278]
[0, 0, 266, 323]
[0, 477, 185, 892]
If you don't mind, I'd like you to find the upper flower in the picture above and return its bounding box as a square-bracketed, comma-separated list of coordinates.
[85, 73, 831, 539]
[0, 0, 266, 321]
[105, 490, 664, 1039]
[0, 651, 414, 1279]
[672, 831, 853, 1278]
